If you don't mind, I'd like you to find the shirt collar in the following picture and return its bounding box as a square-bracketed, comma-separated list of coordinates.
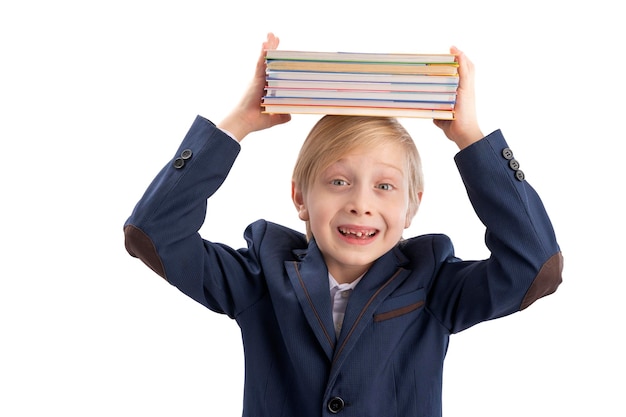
[328, 273, 364, 292]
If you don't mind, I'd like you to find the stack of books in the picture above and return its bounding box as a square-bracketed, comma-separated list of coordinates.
[262, 50, 459, 120]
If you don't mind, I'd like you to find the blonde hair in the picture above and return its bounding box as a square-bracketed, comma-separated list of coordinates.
[292, 115, 424, 238]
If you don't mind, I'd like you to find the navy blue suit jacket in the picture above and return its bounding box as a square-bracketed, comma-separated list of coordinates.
[124, 116, 563, 417]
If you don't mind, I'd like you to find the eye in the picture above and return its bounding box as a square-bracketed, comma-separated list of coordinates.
[331, 179, 349, 186]
[377, 183, 394, 191]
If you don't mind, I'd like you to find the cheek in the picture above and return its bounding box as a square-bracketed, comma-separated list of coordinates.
[394, 213, 409, 231]
[392, 197, 412, 230]
[305, 199, 330, 225]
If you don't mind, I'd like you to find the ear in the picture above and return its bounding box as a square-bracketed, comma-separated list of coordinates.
[291, 181, 309, 221]
[405, 191, 423, 229]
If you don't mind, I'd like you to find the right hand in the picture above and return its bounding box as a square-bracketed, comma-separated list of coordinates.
[218, 33, 291, 141]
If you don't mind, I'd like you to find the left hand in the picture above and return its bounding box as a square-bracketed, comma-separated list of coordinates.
[433, 46, 484, 149]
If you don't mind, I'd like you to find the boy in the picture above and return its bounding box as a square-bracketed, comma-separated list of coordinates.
[124, 33, 563, 416]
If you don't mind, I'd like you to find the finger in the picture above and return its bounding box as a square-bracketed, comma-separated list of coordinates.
[268, 113, 291, 127]
[454, 49, 475, 91]
[432, 118, 448, 130]
[257, 33, 279, 76]
[263, 32, 279, 50]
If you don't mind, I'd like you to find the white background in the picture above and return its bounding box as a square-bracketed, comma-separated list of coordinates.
[1, 0, 624, 416]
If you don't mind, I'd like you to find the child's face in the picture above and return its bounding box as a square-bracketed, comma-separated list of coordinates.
[293, 141, 418, 283]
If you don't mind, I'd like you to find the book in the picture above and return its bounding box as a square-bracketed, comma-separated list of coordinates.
[262, 48, 459, 119]
[262, 104, 454, 120]
[266, 79, 458, 93]
[266, 60, 458, 75]
[267, 71, 459, 85]
[265, 49, 456, 64]
[264, 88, 456, 103]
[262, 97, 454, 110]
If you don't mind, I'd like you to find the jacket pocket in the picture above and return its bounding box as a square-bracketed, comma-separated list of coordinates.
[374, 289, 425, 322]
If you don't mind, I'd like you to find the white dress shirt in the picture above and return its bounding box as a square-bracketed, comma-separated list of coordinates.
[328, 274, 363, 337]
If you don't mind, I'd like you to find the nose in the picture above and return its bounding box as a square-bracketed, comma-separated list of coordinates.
[347, 185, 372, 216]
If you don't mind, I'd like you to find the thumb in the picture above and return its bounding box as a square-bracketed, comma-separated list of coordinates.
[432, 118, 446, 130]
[266, 113, 291, 128]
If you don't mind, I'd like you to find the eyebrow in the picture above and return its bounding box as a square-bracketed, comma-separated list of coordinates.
[330, 158, 405, 176]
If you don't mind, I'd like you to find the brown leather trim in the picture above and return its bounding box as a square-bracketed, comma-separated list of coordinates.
[374, 300, 425, 322]
[520, 252, 564, 310]
[124, 225, 167, 280]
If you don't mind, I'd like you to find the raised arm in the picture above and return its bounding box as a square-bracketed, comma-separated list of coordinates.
[123, 33, 294, 316]
[427, 48, 563, 331]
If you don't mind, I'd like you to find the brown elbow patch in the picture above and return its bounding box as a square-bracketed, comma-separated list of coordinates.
[520, 252, 564, 310]
[124, 225, 166, 279]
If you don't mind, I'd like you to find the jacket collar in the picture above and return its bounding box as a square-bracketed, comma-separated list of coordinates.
[285, 239, 411, 363]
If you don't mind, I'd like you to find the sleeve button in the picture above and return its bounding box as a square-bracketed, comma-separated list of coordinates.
[173, 157, 185, 169]
[502, 147, 514, 160]
[181, 149, 193, 160]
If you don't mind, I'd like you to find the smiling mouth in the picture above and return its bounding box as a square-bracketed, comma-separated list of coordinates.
[338, 227, 378, 239]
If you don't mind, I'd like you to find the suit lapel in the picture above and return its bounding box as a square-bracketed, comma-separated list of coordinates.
[281, 240, 413, 368]
[284, 240, 336, 360]
[330, 245, 411, 373]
